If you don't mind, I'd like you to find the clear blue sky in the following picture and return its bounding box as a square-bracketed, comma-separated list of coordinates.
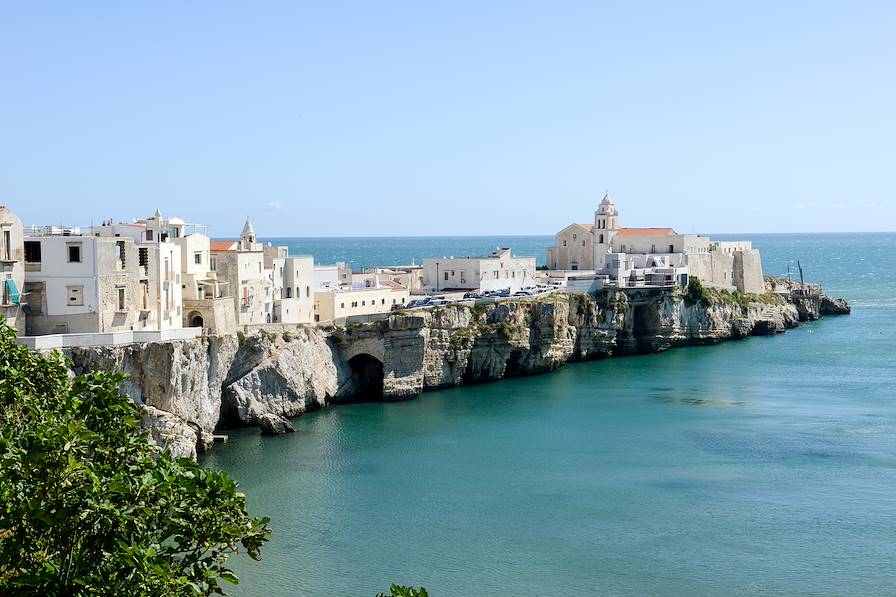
[1, 1, 893, 236]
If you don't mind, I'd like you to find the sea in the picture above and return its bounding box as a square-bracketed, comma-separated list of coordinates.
[203, 232, 896, 596]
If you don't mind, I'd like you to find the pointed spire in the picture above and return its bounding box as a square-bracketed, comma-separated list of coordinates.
[600, 191, 614, 206]
[241, 216, 255, 239]
[154, 208, 162, 219]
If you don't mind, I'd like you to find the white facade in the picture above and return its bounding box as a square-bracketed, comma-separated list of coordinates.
[264, 245, 315, 324]
[90, 211, 188, 331]
[22, 230, 143, 335]
[548, 193, 765, 294]
[422, 248, 536, 293]
[314, 282, 410, 323]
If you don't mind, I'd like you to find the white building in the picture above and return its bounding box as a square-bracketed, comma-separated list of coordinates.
[22, 227, 143, 335]
[90, 210, 185, 331]
[356, 265, 424, 292]
[547, 193, 764, 293]
[210, 218, 271, 326]
[313, 262, 352, 290]
[263, 245, 315, 325]
[0, 206, 25, 334]
[422, 248, 536, 293]
[314, 280, 410, 324]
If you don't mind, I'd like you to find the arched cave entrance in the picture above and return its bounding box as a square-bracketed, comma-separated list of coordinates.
[187, 311, 204, 328]
[348, 353, 384, 401]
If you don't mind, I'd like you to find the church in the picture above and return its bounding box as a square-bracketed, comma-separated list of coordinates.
[547, 193, 765, 294]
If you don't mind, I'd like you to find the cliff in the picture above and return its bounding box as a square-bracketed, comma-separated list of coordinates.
[64, 285, 849, 460]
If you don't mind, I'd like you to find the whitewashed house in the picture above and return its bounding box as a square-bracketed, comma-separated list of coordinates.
[422, 248, 536, 293]
[263, 244, 315, 324]
[22, 226, 142, 335]
[314, 280, 409, 324]
[210, 218, 269, 326]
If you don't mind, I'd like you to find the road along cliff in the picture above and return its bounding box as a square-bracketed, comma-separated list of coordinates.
[65, 282, 850, 459]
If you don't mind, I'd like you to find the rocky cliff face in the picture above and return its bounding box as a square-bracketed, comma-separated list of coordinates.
[64, 287, 847, 460]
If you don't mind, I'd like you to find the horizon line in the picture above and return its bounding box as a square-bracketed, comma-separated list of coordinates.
[249, 230, 896, 240]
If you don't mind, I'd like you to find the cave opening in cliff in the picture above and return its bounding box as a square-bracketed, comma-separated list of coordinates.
[348, 353, 384, 401]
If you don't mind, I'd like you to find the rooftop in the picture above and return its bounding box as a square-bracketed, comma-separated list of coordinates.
[616, 227, 677, 237]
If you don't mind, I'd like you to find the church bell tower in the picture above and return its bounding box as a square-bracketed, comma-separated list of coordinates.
[592, 192, 619, 269]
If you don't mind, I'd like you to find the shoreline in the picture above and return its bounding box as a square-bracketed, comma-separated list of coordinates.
[63, 282, 850, 460]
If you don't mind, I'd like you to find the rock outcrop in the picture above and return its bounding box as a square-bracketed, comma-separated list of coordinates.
[64, 286, 849, 459]
[257, 413, 295, 435]
[820, 295, 851, 315]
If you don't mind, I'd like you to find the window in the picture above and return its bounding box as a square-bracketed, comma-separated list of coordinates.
[599, 234, 604, 244]
[194, 252, 202, 265]
[572, 233, 577, 241]
[258, 263, 262, 273]
[116, 240, 126, 267]
[669, 244, 674, 253]
[67, 243, 82, 263]
[381, 298, 385, 305]
[146, 230, 153, 241]
[3, 230, 10, 260]
[340, 302, 345, 308]
[651, 244, 656, 253]
[444, 272, 449, 281]
[361, 300, 366, 306]
[24, 241, 41, 263]
[210, 256, 217, 271]
[138, 247, 148, 268]
[306, 285, 310, 298]
[582, 241, 586, 247]
[66, 286, 84, 306]
[562, 240, 567, 246]
[116, 286, 126, 311]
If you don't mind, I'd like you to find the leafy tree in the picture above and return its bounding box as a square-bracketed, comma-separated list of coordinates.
[0, 321, 270, 596]
[376, 585, 430, 597]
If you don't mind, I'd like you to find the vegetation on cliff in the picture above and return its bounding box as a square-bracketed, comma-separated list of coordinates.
[0, 322, 270, 596]
[685, 277, 783, 311]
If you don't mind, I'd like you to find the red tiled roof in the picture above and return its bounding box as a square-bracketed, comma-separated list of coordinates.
[615, 227, 676, 237]
[210, 240, 237, 252]
[380, 279, 407, 290]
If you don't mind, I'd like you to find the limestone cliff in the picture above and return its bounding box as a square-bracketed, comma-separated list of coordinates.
[64, 286, 848, 460]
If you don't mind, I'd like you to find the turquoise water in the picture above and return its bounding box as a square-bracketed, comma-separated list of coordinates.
[204, 233, 896, 596]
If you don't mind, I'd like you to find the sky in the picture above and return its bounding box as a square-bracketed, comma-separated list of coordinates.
[1, 1, 894, 236]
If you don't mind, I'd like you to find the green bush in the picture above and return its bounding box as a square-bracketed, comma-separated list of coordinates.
[684, 277, 712, 307]
[377, 585, 429, 597]
[0, 321, 270, 596]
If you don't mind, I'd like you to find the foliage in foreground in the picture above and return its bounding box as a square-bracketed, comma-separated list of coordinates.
[0, 321, 270, 596]
[377, 585, 429, 597]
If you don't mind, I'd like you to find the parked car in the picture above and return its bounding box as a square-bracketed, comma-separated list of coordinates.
[494, 289, 511, 297]
[430, 299, 450, 306]
[463, 291, 482, 299]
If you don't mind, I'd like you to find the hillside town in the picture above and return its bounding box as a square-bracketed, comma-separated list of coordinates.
[0, 193, 764, 349]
